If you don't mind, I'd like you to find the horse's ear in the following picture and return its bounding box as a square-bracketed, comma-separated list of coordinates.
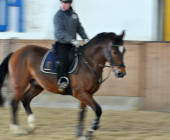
[121, 30, 125, 39]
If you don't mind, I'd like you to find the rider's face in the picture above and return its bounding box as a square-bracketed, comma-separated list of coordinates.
[60, 2, 71, 11]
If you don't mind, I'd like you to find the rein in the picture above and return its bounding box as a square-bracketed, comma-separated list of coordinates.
[80, 42, 125, 85]
[81, 57, 102, 84]
[82, 57, 116, 85]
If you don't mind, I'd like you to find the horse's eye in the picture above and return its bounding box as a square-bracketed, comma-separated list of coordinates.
[113, 51, 117, 55]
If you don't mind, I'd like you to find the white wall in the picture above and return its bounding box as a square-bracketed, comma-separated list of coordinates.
[0, 0, 158, 41]
[75, 0, 158, 41]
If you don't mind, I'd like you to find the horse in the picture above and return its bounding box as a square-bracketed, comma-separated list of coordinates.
[0, 31, 126, 139]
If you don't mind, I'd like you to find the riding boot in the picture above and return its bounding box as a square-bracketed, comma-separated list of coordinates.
[54, 42, 71, 92]
[55, 60, 69, 92]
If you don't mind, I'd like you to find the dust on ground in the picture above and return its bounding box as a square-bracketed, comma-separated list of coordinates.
[1, 107, 170, 140]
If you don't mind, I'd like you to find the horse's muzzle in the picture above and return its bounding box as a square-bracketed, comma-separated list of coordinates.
[115, 71, 126, 78]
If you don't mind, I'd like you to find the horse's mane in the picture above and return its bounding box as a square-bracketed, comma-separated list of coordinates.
[85, 32, 116, 47]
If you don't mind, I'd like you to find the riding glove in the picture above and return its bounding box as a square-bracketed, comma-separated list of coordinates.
[84, 39, 89, 45]
[71, 39, 80, 48]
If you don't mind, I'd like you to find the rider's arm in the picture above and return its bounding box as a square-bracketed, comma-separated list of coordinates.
[77, 20, 88, 40]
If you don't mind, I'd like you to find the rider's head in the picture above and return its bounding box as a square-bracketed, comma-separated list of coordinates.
[60, 0, 72, 11]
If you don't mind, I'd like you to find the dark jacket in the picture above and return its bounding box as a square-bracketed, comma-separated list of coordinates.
[54, 7, 88, 43]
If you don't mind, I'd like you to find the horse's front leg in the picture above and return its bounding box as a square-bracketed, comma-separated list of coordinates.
[75, 102, 87, 138]
[86, 101, 102, 140]
[73, 91, 102, 140]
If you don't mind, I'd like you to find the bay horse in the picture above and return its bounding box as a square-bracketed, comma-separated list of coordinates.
[0, 31, 126, 139]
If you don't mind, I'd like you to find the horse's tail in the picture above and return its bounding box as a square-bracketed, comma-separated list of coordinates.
[0, 53, 13, 106]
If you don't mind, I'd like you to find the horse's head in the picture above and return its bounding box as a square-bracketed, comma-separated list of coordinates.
[105, 31, 126, 78]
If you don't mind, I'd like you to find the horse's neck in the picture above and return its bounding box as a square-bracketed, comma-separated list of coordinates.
[83, 45, 106, 75]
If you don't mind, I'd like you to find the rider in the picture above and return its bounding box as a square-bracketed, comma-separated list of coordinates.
[54, 0, 89, 91]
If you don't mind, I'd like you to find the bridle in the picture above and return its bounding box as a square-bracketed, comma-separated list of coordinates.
[81, 42, 125, 84]
[107, 42, 125, 73]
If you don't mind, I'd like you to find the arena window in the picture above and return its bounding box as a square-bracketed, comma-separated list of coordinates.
[0, 0, 23, 32]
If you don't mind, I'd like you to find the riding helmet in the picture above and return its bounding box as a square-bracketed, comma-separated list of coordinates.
[60, 0, 72, 2]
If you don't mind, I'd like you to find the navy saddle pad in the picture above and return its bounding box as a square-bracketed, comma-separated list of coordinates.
[40, 50, 78, 74]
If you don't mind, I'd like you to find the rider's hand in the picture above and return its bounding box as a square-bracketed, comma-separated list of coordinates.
[71, 39, 80, 48]
[84, 39, 89, 45]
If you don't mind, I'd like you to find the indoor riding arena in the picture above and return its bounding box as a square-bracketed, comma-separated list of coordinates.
[1, 0, 170, 140]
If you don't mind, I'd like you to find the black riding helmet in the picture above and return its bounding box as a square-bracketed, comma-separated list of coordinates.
[60, 0, 72, 3]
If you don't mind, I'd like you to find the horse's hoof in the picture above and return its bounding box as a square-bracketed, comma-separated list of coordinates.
[14, 132, 27, 137]
[26, 127, 35, 134]
[28, 122, 35, 129]
[85, 128, 94, 140]
[27, 114, 36, 133]
[10, 124, 27, 136]
[78, 136, 88, 140]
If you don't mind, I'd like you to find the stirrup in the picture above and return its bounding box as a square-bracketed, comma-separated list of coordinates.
[58, 77, 69, 85]
[57, 77, 69, 92]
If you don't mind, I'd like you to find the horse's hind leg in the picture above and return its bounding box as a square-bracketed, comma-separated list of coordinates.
[10, 85, 28, 136]
[21, 82, 43, 133]
[0, 91, 4, 107]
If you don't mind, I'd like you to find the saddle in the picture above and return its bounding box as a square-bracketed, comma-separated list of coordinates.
[40, 47, 78, 74]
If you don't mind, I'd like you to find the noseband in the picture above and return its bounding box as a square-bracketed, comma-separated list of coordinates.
[107, 42, 125, 71]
